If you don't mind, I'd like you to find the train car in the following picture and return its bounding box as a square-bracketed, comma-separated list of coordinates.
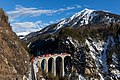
[61, 53, 67, 55]
[45, 54, 51, 57]
[31, 58, 34, 62]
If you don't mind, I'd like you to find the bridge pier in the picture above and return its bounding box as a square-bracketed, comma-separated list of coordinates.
[53, 59, 56, 76]
[45, 59, 48, 73]
[51, 58, 54, 74]
[62, 58, 64, 77]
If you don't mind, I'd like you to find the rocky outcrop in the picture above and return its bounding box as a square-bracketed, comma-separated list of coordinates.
[0, 9, 30, 80]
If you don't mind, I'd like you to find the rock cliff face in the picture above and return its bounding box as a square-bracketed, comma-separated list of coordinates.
[0, 9, 30, 80]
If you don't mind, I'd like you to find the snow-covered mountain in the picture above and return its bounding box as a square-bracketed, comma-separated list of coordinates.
[24, 8, 120, 40]
[23, 9, 120, 80]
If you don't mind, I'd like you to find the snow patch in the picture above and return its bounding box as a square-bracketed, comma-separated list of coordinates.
[98, 73, 104, 80]
[23, 75, 29, 80]
[112, 53, 118, 64]
[17, 32, 30, 39]
[67, 36, 79, 48]
[85, 39, 96, 60]
[56, 20, 67, 30]
[27, 42, 32, 48]
[78, 74, 86, 80]
[16, 32, 30, 36]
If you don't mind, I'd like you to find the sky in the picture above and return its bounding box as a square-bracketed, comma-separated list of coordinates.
[0, 0, 120, 34]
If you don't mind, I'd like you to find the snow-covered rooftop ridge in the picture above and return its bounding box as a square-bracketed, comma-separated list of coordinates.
[70, 8, 95, 20]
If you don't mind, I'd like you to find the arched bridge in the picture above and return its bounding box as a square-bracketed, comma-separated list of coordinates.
[36, 53, 71, 77]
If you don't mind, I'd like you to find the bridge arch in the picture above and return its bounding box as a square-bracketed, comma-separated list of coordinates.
[56, 56, 63, 77]
[48, 57, 54, 74]
[41, 59, 47, 72]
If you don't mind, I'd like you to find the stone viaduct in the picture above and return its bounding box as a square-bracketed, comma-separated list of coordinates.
[37, 53, 71, 77]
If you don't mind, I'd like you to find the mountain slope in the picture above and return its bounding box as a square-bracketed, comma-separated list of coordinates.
[24, 8, 120, 42]
[0, 9, 30, 80]
[23, 9, 120, 80]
